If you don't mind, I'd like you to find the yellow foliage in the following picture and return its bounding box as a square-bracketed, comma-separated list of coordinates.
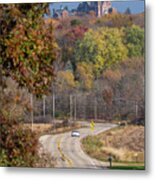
[76, 62, 94, 90]
[56, 71, 76, 91]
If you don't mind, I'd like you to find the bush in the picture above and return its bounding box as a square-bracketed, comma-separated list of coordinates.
[70, 19, 82, 26]
[0, 115, 39, 167]
[62, 119, 69, 127]
[1, 77, 30, 122]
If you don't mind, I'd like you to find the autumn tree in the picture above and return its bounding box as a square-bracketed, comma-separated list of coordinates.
[0, 4, 58, 167]
[102, 87, 113, 105]
[102, 57, 144, 120]
[0, 4, 58, 95]
[57, 25, 88, 72]
[55, 70, 77, 93]
[75, 27, 128, 76]
[96, 13, 133, 28]
[119, 57, 144, 102]
[76, 62, 94, 91]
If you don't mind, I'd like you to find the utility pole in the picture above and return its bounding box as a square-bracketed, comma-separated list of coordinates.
[43, 95, 46, 118]
[74, 95, 77, 121]
[30, 94, 34, 132]
[94, 97, 97, 121]
[84, 95, 86, 121]
[52, 83, 55, 129]
[70, 95, 73, 122]
[52, 93, 55, 124]
[135, 101, 138, 118]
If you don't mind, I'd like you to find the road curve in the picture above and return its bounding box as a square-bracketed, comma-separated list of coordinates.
[39, 123, 117, 169]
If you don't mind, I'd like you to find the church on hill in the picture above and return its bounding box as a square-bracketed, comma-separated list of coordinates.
[52, 1, 117, 19]
[77, 1, 116, 17]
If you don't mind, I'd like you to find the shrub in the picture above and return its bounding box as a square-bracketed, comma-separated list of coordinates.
[62, 119, 69, 127]
[0, 77, 30, 122]
[0, 115, 38, 167]
[70, 19, 82, 26]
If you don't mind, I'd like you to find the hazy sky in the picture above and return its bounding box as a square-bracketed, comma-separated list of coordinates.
[50, 1, 145, 14]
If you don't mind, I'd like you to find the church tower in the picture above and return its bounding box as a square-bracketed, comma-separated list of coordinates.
[91, 1, 112, 17]
[97, 1, 102, 17]
[101, 1, 112, 16]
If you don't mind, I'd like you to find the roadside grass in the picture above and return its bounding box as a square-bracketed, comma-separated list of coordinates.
[109, 166, 145, 170]
[24, 123, 52, 134]
[81, 125, 144, 166]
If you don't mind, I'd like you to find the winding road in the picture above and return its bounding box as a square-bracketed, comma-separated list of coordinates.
[39, 122, 116, 169]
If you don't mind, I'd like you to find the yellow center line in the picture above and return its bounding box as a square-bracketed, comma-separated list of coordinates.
[57, 137, 73, 167]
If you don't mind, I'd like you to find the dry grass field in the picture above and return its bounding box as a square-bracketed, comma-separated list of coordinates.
[82, 125, 144, 164]
[24, 122, 83, 136]
[24, 124, 53, 134]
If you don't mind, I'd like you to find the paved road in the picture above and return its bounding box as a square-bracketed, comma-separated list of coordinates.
[39, 123, 117, 169]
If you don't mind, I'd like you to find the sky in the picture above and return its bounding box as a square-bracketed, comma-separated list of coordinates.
[49, 0, 145, 15]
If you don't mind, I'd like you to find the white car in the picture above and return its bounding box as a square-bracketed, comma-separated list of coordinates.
[71, 130, 80, 137]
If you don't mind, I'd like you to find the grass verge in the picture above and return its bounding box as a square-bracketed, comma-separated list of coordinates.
[81, 125, 144, 167]
[110, 166, 145, 170]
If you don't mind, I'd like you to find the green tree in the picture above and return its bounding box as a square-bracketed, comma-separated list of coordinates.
[70, 19, 82, 27]
[75, 27, 128, 76]
[125, 7, 131, 15]
[57, 26, 88, 72]
[123, 25, 144, 57]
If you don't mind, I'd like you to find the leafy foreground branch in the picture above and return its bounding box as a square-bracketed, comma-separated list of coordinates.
[0, 115, 55, 167]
